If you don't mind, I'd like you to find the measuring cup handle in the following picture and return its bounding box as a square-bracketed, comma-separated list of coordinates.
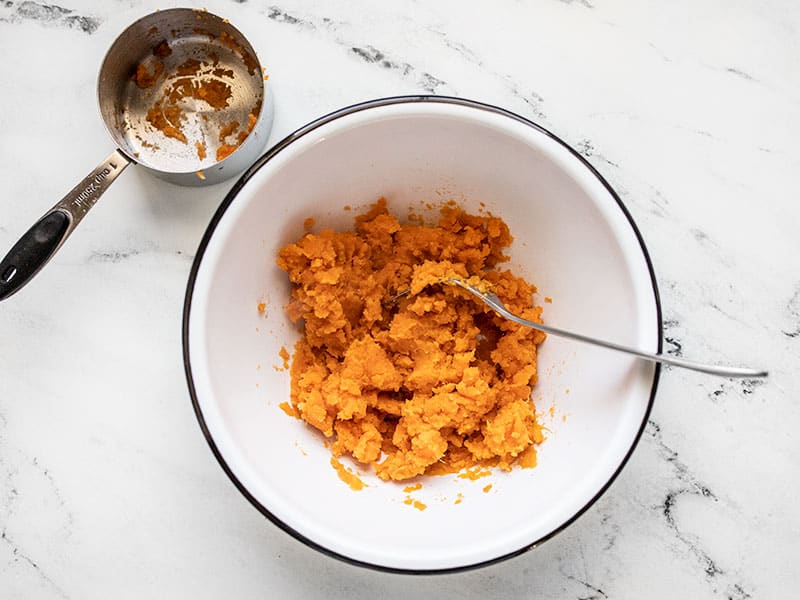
[0, 149, 131, 301]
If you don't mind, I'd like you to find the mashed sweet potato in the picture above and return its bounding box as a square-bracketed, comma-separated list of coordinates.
[276, 199, 546, 482]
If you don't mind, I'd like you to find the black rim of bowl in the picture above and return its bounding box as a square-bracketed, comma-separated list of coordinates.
[182, 95, 663, 574]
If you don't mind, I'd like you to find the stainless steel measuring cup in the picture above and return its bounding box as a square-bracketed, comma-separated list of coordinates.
[0, 8, 272, 301]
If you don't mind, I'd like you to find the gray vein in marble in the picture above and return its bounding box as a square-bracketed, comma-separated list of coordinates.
[724, 66, 758, 83]
[265, 6, 447, 93]
[703, 373, 766, 404]
[664, 335, 683, 357]
[739, 377, 765, 396]
[598, 511, 621, 552]
[690, 228, 713, 245]
[688, 128, 720, 141]
[587, 111, 779, 162]
[646, 41, 672, 63]
[350, 45, 446, 93]
[728, 583, 754, 600]
[555, 0, 595, 9]
[0, 1, 101, 34]
[0, 413, 71, 598]
[31, 457, 73, 531]
[424, 27, 481, 63]
[576, 138, 621, 169]
[559, 555, 608, 600]
[2, 530, 40, 576]
[266, 5, 303, 26]
[698, 59, 774, 93]
[424, 25, 547, 119]
[666, 120, 793, 162]
[561, 564, 608, 600]
[648, 421, 710, 487]
[265, 6, 549, 116]
[0, 529, 70, 599]
[608, 170, 672, 219]
[264, 6, 352, 36]
[642, 184, 671, 216]
[782, 283, 800, 338]
[661, 319, 685, 370]
[646, 420, 753, 598]
[487, 76, 545, 119]
[684, 227, 737, 271]
[1, 455, 75, 540]
[572, 579, 608, 600]
[709, 382, 726, 403]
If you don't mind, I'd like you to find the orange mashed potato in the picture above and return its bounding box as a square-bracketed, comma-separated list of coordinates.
[277, 200, 546, 482]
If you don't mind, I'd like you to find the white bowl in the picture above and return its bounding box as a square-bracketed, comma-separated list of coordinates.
[183, 97, 661, 572]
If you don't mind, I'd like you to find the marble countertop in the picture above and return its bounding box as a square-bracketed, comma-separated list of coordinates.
[1, 0, 798, 597]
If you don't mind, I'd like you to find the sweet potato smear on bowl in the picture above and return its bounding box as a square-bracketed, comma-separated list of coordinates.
[276, 199, 546, 481]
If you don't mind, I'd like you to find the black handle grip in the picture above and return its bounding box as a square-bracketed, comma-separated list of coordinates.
[0, 210, 71, 301]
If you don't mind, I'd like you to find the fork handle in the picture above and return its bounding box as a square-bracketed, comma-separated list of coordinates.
[479, 292, 768, 378]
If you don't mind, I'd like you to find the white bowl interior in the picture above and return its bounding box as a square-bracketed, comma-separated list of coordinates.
[187, 101, 659, 570]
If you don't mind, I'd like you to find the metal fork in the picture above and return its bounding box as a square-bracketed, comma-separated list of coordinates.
[439, 277, 767, 379]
